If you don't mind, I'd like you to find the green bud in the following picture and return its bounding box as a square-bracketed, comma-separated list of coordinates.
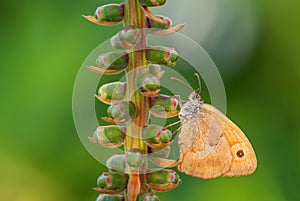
[97, 82, 126, 104]
[149, 159, 179, 169]
[136, 73, 160, 97]
[150, 95, 180, 118]
[147, 170, 181, 192]
[160, 130, 172, 143]
[137, 193, 160, 201]
[143, 125, 172, 149]
[106, 155, 126, 173]
[89, 52, 128, 74]
[147, 170, 180, 185]
[126, 149, 144, 168]
[146, 46, 178, 67]
[111, 27, 141, 49]
[89, 126, 125, 148]
[83, 4, 125, 26]
[95, 172, 128, 193]
[139, 0, 166, 7]
[150, 146, 170, 158]
[105, 101, 136, 124]
[149, 146, 179, 168]
[147, 15, 171, 29]
[95, 4, 124, 22]
[96, 52, 129, 70]
[96, 194, 125, 201]
[143, 8, 184, 35]
[147, 64, 164, 79]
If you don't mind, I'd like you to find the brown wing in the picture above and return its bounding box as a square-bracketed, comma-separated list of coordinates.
[177, 104, 257, 178]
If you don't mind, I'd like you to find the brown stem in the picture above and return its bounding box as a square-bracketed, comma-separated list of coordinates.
[124, 0, 149, 200]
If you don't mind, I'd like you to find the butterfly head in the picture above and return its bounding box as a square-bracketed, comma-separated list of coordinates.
[188, 91, 203, 103]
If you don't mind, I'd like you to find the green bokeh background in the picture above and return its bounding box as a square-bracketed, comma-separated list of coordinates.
[1, 0, 300, 201]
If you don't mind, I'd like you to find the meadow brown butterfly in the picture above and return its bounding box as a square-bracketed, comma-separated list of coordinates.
[173, 74, 257, 178]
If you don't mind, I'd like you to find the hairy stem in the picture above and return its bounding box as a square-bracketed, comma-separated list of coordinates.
[124, 0, 149, 200]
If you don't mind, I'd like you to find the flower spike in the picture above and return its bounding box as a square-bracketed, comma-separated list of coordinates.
[83, 0, 189, 200]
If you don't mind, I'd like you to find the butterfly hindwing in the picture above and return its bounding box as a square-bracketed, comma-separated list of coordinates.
[177, 103, 257, 178]
[221, 114, 257, 176]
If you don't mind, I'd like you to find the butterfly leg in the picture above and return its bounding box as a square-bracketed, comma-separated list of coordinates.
[149, 124, 182, 168]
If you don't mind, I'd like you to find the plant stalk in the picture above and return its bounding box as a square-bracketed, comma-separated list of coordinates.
[124, 0, 149, 200]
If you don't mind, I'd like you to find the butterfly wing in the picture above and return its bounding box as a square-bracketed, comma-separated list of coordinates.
[177, 103, 257, 178]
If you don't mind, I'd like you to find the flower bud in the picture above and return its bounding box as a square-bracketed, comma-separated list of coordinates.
[147, 170, 181, 192]
[94, 172, 128, 194]
[143, 125, 172, 149]
[96, 82, 126, 104]
[149, 157, 179, 169]
[126, 149, 144, 168]
[96, 194, 125, 201]
[143, 8, 184, 35]
[150, 24, 185, 35]
[137, 193, 160, 201]
[136, 73, 160, 97]
[89, 126, 126, 148]
[146, 46, 178, 67]
[95, 4, 124, 23]
[111, 27, 141, 49]
[106, 155, 126, 173]
[147, 64, 164, 79]
[149, 145, 179, 168]
[150, 95, 180, 118]
[150, 146, 171, 158]
[104, 101, 136, 124]
[89, 52, 129, 74]
[83, 4, 124, 26]
[95, 52, 128, 71]
[147, 15, 171, 29]
[139, 0, 166, 7]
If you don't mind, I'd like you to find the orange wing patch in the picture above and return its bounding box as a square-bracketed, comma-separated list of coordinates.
[177, 104, 257, 178]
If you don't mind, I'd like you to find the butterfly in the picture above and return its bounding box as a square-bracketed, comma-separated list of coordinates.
[174, 75, 257, 178]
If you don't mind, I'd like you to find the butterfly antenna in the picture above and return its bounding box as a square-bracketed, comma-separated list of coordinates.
[165, 120, 181, 129]
[171, 125, 182, 140]
[170, 77, 194, 92]
[165, 121, 182, 140]
[173, 126, 181, 134]
[194, 73, 201, 93]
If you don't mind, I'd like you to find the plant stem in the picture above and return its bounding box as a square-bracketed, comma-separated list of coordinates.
[124, 0, 149, 200]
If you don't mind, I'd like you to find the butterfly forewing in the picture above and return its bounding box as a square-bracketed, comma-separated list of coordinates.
[178, 103, 257, 178]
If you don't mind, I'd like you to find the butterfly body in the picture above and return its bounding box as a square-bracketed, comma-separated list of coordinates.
[177, 92, 257, 178]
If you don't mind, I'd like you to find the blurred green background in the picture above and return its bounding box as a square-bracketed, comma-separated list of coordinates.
[1, 0, 300, 201]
